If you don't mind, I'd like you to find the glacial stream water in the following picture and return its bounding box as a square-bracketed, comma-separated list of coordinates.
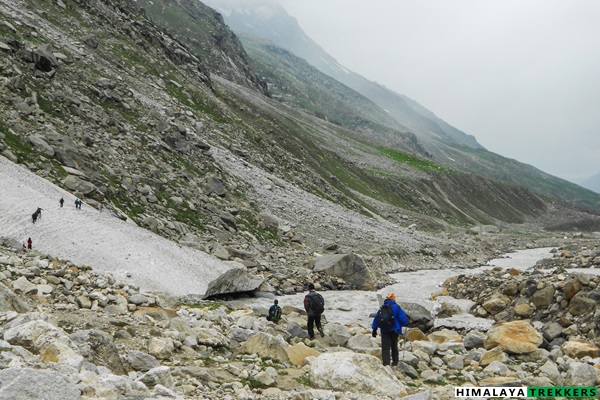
[228, 247, 569, 330]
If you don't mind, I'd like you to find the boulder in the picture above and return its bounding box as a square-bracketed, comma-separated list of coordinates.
[0, 282, 30, 313]
[569, 292, 596, 316]
[286, 342, 321, 366]
[127, 350, 161, 372]
[482, 293, 511, 315]
[484, 320, 543, 354]
[32, 43, 59, 72]
[195, 328, 230, 347]
[70, 329, 127, 375]
[62, 175, 97, 195]
[308, 352, 406, 397]
[563, 278, 583, 301]
[530, 285, 555, 308]
[238, 332, 289, 363]
[203, 268, 264, 299]
[564, 362, 600, 386]
[0, 368, 80, 400]
[4, 320, 83, 367]
[312, 254, 376, 290]
[202, 176, 226, 197]
[561, 340, 600, 359]
[148, 337, 174, 360]
[29, 135, 55, 156]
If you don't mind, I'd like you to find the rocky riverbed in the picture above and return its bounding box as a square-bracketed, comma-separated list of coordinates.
[0, 236, 599, 399]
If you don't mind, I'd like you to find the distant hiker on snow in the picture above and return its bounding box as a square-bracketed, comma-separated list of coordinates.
[31, 207, 43, 223]
[304, 283, 325, 339]
[75, 198, 82, 209]
[59, 197, 64, 207]
[27, 237, 32, 250]
[267, 299, 282, 324]
[372, 293, 409, 367]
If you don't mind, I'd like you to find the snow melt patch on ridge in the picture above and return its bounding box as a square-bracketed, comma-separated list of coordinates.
[0, 156, 233, 296]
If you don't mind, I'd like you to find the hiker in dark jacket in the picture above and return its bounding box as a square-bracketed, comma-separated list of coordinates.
[27, 237, 32, 250]
[372, 293, 409, 367]
[304, 283, 325, 339]
[59, 197, 64, 207]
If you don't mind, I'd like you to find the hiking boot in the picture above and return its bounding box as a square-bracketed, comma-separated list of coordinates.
[318, 328, 325, 338]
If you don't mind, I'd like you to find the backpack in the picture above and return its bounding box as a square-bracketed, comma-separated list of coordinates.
[377, 304, 395, 330]
[268, 305, 282, 321]
[306, 293, 325, 315]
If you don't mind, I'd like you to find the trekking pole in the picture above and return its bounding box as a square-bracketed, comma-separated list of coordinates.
[401, 326, 406, 361]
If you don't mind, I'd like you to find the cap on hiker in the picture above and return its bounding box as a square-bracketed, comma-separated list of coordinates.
[386, 293, 396, 300]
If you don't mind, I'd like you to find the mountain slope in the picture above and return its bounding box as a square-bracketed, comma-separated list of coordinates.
[0, 156, 231, 296]
[201, 0, 600, 212]
[204, 0, 482, 149]
[2, 0, 600, 293]
[582, 172, 600, 194]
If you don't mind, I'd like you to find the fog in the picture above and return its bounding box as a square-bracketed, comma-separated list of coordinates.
[262, 1, 600, 184]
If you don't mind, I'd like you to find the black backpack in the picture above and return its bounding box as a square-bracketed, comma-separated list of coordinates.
[306, 293, 325, 315]
[268, 305, 282, 321]
[377, 304, 395, 330]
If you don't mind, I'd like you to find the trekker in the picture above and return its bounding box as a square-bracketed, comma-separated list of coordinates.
[304, 283, 325, 339]
[32, 207, 42, 223]
[372, 293, 409, 367]
[27, 237, 32, 250]
[59, 197, 64, 207]
[267, 299, 282, 324]
[75, 198, 82, 209]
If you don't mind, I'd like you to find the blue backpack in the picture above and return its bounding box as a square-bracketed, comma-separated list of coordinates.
[377, 304, 395, 330]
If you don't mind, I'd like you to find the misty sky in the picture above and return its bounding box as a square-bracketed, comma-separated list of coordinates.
[275, 0, 600, 184]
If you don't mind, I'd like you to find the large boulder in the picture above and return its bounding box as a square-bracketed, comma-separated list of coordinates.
[62, 175, 97, 195]
[484, 320, 543, 354]
[312, 254, 377, 290]
[32, 43, 59, 72]
[308, 352, 407, 397]
[70, 329, 127, 375]
[568, 292, 596, 316]
[203, 268, 264, 299]
[4, 320, 83, 367]
[0, 368, 80, 400]
[564, 362, 600, 386]
[0, 282, 30, 313]
[561, 340, 600, 359]
[238, 332, 290, 363]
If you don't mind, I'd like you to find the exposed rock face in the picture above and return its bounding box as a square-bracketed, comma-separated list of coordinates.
[312, 254, 377, 290]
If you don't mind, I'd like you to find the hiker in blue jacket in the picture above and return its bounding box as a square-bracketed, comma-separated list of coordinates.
[372, 293, 409, 366]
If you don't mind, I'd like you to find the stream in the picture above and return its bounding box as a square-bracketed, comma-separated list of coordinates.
[228, 247, 559, 330]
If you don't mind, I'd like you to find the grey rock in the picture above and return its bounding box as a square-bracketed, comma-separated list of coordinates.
[203, 268, 264, 299]
[127, 350, 161, 372]
[0, 282, 30, 312]
[70, 329, 127, 375]
[0, 368, 80, 400]
[312, 253, 377, 290]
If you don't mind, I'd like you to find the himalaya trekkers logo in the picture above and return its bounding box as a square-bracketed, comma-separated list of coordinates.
[454, 386, 598, 398]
